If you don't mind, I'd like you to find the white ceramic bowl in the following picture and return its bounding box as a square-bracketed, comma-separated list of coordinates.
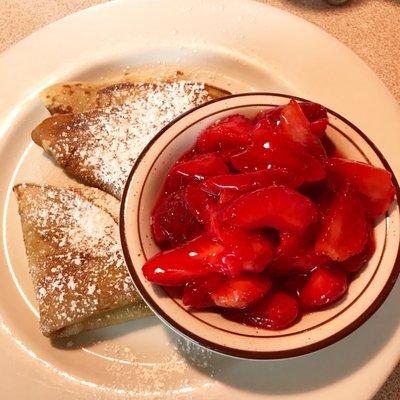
[120, 93, 400, 359]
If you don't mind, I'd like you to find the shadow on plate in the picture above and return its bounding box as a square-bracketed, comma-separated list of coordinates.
[169, 279, 400, 395]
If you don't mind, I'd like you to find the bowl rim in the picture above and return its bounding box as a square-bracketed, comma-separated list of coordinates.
[120, 92, 400, 359]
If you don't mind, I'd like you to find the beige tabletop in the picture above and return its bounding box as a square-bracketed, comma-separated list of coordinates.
[1, 0, 399, 398]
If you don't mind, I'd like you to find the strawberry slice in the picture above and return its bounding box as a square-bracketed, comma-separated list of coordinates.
[283, 274, 308, 297]
[276, 231, 307, 257]
[328, 157, 396, 217]
[299, 101, 327, 122]
[211, 274, 272, 308]
[217, 189, 242, 205]
[204, 168, 298, 206]
[270, 231, 331, 276]
[254, 107, 282, 126]
[244, 232, 276, 272]
[315, 185, 369, 261]
[182, 274, 225, 308]
[206, 208, 225, 239]
[208, 245, 244, 277]
[226, 291, 299, 330]
[299, 267, 347, 308]
[338, 248, 369, 274]
[270, 249, 331, 276]
[143, 235, 223, 286]
[310, 118, 328, 138]
[214, 230, 275, 274]
[195, 114, 253, 153]
[163, 152, 229, 194]
[199, 229, 275, 277]
[172, 153, 229, 181]
[230, 125, 325, 184]
[299, 101, 329, 137]
[280, 99, 326, 159]
[184, 182, 217, 223]
[151, 190, 203, 247]
[219, 186, 319, 234]
[338, 229, 375, 273]
[255, 101, 328, 138]
[299, 101, 328, 138]
[203, 168, 297, 195]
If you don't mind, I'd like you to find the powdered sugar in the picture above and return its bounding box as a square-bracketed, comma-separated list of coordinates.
[97, 337, 216, 399]
[15, 184, 145, 335]
[48, 81, 212, 198]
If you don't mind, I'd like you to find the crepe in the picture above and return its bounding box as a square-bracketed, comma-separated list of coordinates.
[32, 80, 230, 199]
[14, 183, 151, 338]
[41, 78, 231, 115]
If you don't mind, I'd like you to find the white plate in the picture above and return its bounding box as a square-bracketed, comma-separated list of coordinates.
[1, 0, 399, 398]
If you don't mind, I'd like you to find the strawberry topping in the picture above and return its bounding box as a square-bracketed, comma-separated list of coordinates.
[143, 99, 395, 331]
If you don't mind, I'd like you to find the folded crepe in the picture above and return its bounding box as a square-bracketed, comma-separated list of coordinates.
[41, 77, 231, 115]
[14, 183, 151, 338]
[32, 80, 230, 199]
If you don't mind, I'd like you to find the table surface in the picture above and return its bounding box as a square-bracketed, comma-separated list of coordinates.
[1, 0, 399, 398]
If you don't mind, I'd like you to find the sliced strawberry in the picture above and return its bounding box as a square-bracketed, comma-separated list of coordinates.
[280, 99, 326, 159]
[315, 185, 369, 261]
[299, 267, 347, 308]
[310, 118, 328, 138]
[251, 117, 277, 143]
[290, 251, 331, 273]
[226, 291, 299, 330]
[203, 168, 297, 195]
[217, 189, 242, 205]
[283, 274, 308, 297]
[273, 229, 331, 273]
[211, 274, 272, 308]
[143, 235, 223, 286]
[182, 274, 225, 308]
[209, 247, 244, 277]
[270, 250, 331, 276]
[230, 128, 325, 184]
[205, 168, 298, 206]
[338, 229, 375, 273]
[270, 231, 330, 276]
[199, 229, 275, 277]
[195, 114, 253, 153]
[328, 157, 396, 217]
[184, 182, 217, 223]
[338, 249, 369, 274]
[299, 101, 327, 123]
[254, 107, 282, 126]
[172, 153, 229, 181]
[276, 231, 306, 257]
[270, 232, 306, 275]
[300, 181, 334, 209]
[255, 101, 328, 137]
[151, 190, 203, 247]
[245, 233, 276, 272]
[219, 186, 319, 234]
[215, 230, 275, 274]
[206, 208, 225, 239]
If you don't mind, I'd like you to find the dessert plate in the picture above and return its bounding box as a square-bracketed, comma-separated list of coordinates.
[0, 0, 399, 399]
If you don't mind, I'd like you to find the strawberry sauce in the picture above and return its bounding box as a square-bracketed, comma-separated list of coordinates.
[143, 99, 395, 330]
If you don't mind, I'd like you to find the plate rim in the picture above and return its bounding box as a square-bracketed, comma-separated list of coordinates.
[1, 0, 400, 397]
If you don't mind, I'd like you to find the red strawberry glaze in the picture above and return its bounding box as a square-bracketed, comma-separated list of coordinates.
[143, 100, 395, 330]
